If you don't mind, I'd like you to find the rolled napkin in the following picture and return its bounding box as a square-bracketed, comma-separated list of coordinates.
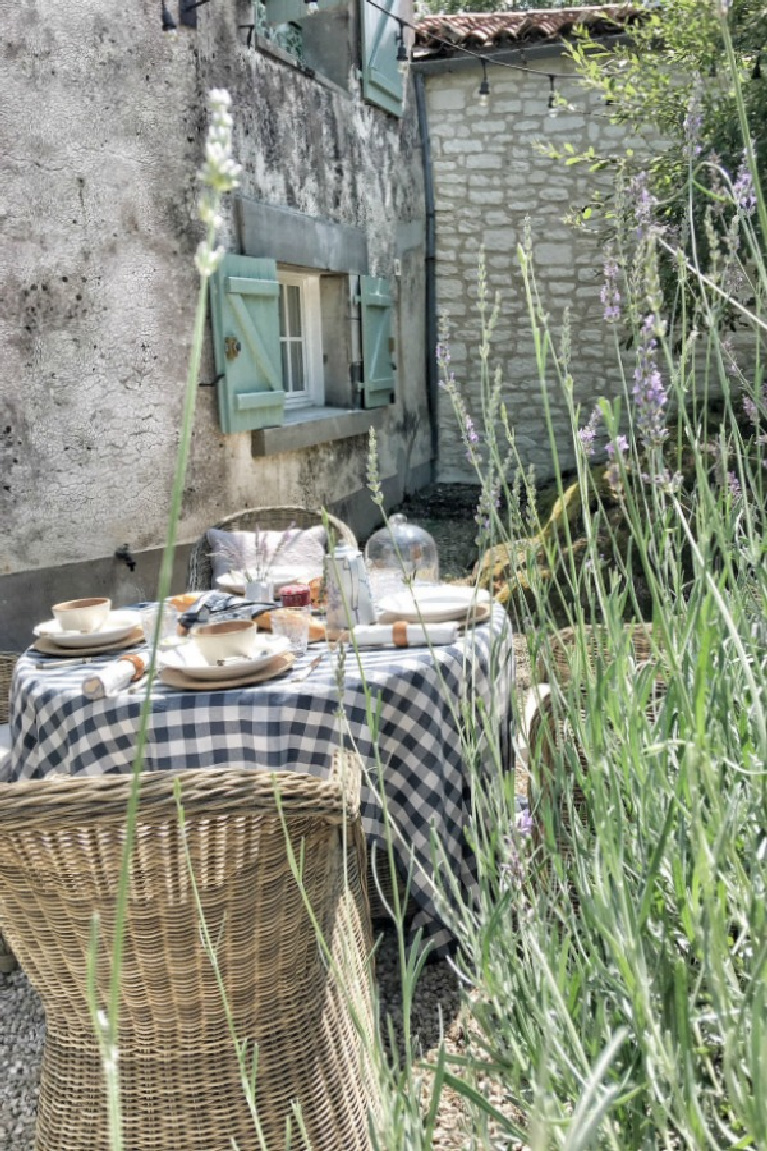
[82, 655, 146, 701]
[351, 621, 459, 648]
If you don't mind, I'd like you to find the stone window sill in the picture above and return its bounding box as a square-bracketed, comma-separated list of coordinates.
[251, 406, 386, 457]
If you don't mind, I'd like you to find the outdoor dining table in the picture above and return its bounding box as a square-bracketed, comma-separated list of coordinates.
[6, 604, 514, 956]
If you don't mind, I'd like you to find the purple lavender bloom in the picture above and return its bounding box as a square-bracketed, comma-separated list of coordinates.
[632, 315, 668, 448]
[600, 252, 621, 323]
[683, 83, 703, 161]
[728, 471, 741, 499]
[465, 414, 480, 445]
[578, 406, 601, 457]
[631, 172, 657, 240]
[743, 382, 767, 426]
[606, 434, 629, 458]
[733, 153, 757, 217]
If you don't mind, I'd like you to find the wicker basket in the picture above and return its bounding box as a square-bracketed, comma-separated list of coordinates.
[534, 622, 655, 687]
[528, 649, 667, 865]
[187, 506, 358, 592]
[0, 652, 18, 726]
[0, 754, 377, 1150]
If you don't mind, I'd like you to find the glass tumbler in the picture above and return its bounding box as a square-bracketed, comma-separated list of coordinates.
[270, 608, 311, 656]
[139, 602, 179, 647]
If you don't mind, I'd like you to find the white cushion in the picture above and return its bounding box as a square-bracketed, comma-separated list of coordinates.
[207, 525, 327, 583]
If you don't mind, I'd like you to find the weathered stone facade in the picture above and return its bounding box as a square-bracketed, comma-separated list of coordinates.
[0, 0, 427, 645]
[422, 56, 628, 483]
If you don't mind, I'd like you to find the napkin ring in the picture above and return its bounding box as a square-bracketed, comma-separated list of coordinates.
[120, 654, 146, 683]
[392, 621, 409, 648]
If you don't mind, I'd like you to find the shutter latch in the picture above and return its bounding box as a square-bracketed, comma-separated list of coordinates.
[224, 335, 242, 361]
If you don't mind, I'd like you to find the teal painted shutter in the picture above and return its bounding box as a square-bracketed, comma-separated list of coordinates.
[360, 275, 395, 409]
[360, 0, 403, 117]
[210, 255, 285, 434]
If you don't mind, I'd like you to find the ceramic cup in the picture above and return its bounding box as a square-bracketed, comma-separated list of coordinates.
[270, 608, 311, 656]
[192, 619, 261, 664]
[52, 597, 111, 634]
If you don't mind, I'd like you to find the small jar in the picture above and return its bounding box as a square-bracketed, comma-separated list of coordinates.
[278, 583, 312, 611]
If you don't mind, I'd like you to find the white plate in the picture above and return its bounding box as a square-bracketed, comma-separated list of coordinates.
[159, 634, 291, 681]
[217, 569, 320, 596]
[34, 610, 142, 648]
[376, 586, 491, 624]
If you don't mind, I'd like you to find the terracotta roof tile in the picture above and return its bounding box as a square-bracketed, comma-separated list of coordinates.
[415, 5, 641, 54]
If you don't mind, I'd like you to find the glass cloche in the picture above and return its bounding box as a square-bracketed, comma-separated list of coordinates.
[364, 514, 439, 603]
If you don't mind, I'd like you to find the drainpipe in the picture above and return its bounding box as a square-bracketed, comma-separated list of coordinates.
[414, 70, 438, 484]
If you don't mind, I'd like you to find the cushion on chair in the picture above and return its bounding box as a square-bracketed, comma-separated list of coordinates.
[206, 525, 327, 583]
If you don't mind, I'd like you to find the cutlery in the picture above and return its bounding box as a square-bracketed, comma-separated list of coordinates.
[31, 656, 98, 669]
[292, 653, 325, 682]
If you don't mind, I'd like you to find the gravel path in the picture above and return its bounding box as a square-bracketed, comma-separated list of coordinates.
[0, 488, 530, 1149]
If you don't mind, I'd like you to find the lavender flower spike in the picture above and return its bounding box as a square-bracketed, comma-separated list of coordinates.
[600, 250, 621, 323]
[632, 315, 668, 449]
[578, 406, 602, 457]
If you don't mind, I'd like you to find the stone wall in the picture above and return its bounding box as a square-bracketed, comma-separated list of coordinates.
[424, 56, 629, 483]
[0, 0, 427, 643]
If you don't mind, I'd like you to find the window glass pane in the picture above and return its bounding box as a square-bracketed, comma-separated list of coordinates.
[287, 284, 302, 337]
[278, 284, 286, 338]
[291, 342, 304, 392]
[280, 342, 289, 389]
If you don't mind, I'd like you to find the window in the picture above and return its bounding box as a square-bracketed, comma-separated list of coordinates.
[256, 0, 352, 91]
[210, 254, 395, 434]
[278, 272, 323, 409]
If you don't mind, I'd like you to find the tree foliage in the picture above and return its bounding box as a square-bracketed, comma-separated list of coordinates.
[566, 0, 767, 269]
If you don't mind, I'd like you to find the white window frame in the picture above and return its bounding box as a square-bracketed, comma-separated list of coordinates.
[278, 270, 324, 410]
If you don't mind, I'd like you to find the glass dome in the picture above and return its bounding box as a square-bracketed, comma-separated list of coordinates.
[364, 514, 439, 603]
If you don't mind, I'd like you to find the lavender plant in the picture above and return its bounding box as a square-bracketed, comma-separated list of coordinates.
[427, 17, 767, 1146]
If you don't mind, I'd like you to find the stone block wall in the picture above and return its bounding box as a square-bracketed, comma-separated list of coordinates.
[424, 58, 631, 483]
[0, 0, 427, 644]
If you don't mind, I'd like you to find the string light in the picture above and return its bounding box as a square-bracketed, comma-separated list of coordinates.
[304, 0, 319, 12]
[548, 74, 558, 117]
[397, 21, 409, 74]
[753, 53, 762, 80]
[478, 58, 490, 108]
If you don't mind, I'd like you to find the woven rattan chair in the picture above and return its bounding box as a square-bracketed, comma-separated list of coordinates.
[186, 506, 357, 592]
[527, 623, 664, 862]
[0, 754, 377, 1150]
[0, 652, 19, 973]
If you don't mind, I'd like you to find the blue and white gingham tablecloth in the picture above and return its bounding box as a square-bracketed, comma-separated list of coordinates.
[8, 606, 514, 956]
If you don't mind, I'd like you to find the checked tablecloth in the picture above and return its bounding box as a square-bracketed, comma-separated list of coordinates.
[8, 606, 513, 956]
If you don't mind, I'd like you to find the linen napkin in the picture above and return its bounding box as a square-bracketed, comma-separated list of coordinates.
[83, 655, 146, 701]
[351, 622, 459, 648]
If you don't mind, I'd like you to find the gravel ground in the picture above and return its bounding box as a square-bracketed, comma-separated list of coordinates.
[0, 486, 530, 1149]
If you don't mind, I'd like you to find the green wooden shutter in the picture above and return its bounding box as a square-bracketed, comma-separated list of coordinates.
[360, 275, 395, 409]
[210, 255, 285, 434]
[360, 0, 403, 117]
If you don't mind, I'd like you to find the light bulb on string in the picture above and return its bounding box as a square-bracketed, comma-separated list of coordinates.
[396, 21, 408, 75]
[753, 53, 762, 80]
[304, 0, 319, 13]
[547, 74, 558, 118]
[478, 58, 490, 109]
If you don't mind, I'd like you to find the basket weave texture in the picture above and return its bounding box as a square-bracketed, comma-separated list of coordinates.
[0, 754, 377, 1150]
[529, 623, 664, 860]
[0, 651, 18, 726]
[186, 506, 357, 592]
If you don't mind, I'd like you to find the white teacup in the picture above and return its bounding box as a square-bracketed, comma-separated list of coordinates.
[52, 597, 111, 634]
[192, 619, 261, 664]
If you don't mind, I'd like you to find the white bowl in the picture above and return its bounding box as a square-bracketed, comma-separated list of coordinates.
[52, 597, 112, 634]
[192, 619, 261, 664]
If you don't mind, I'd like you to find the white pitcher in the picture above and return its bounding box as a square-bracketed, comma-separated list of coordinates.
[324, 544, 376, 640]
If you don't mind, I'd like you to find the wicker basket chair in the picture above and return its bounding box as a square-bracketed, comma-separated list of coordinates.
[0, 754, 377, 1151]
[186, 506, 357, 592]
[0, 652, 19, 973]
[527, 623, 665, 865]
[533, 622, 654, 688]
